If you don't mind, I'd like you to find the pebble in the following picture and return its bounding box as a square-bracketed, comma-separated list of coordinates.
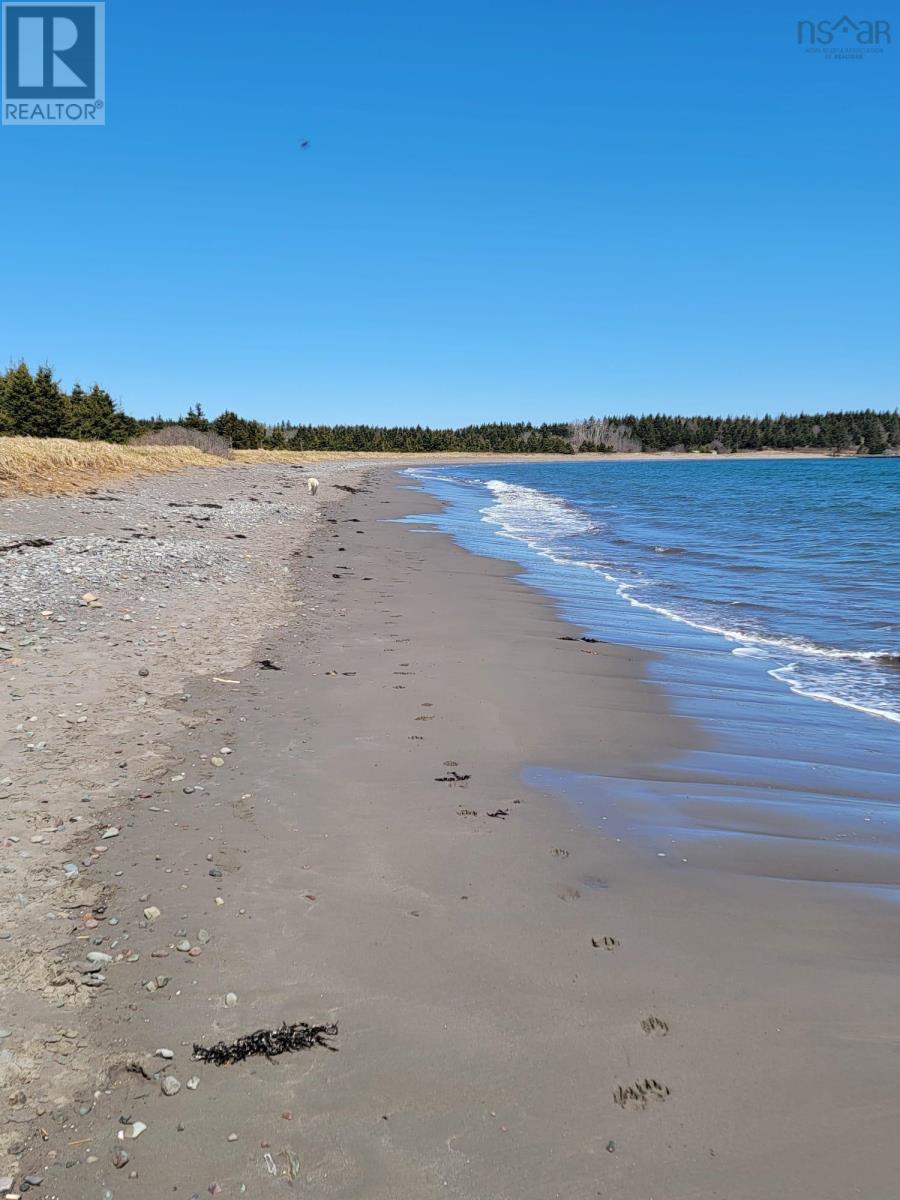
[156, 1049, 174, 1058]
[176, 939, 191, 952]
[227, 1133, 238, 1142]
[186, 1076, 200, 1090]
[197, 929, 210, 944]
[0, 1029, 11, 1039]
[138, 667, 150, 677]
[143, 906, 161, 922]
[161, 1076, 181, 1096]
[113, 1148, 130, 1168]
[225, 992, 238, 1007]
[210, 757, 224, 768]
[208, 867, 222, 878]
[101, 827, 120, 839]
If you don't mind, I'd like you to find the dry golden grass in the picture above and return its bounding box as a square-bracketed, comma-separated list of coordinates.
[233, 448, 408, 464]
[0, 436, 226, 498]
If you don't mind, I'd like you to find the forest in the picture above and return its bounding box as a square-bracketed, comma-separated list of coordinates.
[1, 361, 898, 455]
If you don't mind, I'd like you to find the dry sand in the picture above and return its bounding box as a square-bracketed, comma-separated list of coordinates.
[0, 464, 897, 1198]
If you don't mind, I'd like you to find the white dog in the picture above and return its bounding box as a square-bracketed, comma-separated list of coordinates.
[307, 477, 319, 496]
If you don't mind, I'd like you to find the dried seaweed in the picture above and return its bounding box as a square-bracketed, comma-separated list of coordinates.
[0, 537, 54, 554]
[193, 1021, 338, 1065]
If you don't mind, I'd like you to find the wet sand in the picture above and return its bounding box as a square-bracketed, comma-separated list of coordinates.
[3, 466, 899, 1198]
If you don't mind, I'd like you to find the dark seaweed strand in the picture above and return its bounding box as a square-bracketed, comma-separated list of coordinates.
[192, 1021, 338, 1065]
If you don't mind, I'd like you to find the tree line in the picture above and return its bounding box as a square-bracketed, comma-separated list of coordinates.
[2, 361, 898, 454]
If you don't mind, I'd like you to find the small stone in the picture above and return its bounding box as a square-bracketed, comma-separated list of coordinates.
[176, 939, 191, 952]
[214, 897, 224, 906]
[101, 827, 120, 839]
[208, 867, 222, 878]
[0, 1029, 12, 1039]
[210, 757, 224, 768]
[87, 951, 112, 964]
[227, 1132, 238, 1142]
[143, 906, 161, 922]
[209, 1186, 222, 1197]
[188, 946, 202, 957]
[155, 974, 170, 988]
[161, 1075, 181, 1096]
[138, 668, 150, 677]
[197, 929, 210, 944]
[156, 1048, 174, 1058]
[24, 1175, 44, 1186]
[281, 1110, 293, 1120]
[225, 992, 237, 1007]
[186, 1076, 200, 1090]
[114, 1148, 130, 1168]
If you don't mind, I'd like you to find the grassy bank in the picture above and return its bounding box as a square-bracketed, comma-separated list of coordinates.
[0, 436, 234, 497]
[0, 437, 416, 497]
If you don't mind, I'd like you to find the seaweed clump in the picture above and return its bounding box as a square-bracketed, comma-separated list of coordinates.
[193, 1021, 338, 1065]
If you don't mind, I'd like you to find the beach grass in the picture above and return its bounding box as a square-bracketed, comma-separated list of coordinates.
[0, 436, 230, 498]
[0, 436, 416, 498]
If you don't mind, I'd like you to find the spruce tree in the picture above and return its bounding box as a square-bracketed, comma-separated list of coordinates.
[4, 361, 38, 435]
[31, 365, 68, 437]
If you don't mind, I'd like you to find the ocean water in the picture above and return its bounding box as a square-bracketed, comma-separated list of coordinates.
[404, 458, 900, 886]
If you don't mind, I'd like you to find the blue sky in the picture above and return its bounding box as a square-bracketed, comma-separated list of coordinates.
[1, 0, 898, 425]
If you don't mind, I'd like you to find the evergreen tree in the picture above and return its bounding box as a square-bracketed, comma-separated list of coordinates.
[31, 365, 68, 437]
[4, 361, 39, 434]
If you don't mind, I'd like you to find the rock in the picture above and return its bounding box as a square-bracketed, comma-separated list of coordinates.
[138, 668, 150, 677]
[86, 951, 112, 964]
[225, 992, 237, 1007]
[63, 862, 79, 879]
[143, 906, 161, 922]
[0, 1177, 12, 1192]
[214, 897, 224, 906]
[226, 1132, 237, 1142]
[0, 1029, 11, 1039]
[113, 1148, 130, 1168]
[155, 1048, 174, 1059]
[155, 975, 170, 989]
[188, 947, 202, 957]
[24, 1174, 44, 1186]
[176, 939, 191, 952]
[125, 1121, 147, 1139]
[208, 867, 222, 878]
[210, 757, 224, 768]
[161, 1076, 181, 1096]
[186, 1076, 199, 1090]
[197, 929, 210, 944]
[100, 827, 119, 839]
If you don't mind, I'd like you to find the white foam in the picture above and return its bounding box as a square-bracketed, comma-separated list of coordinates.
[410, 469, 900, 724]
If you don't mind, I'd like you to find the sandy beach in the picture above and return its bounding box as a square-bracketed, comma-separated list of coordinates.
[1, 462, 898, 1199]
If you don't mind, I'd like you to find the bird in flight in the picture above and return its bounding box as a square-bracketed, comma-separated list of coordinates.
[300, 140, 310, 149]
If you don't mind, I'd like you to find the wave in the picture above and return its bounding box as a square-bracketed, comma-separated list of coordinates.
[461, 474, 900, 724]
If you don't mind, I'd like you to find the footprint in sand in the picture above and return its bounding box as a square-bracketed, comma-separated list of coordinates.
[613, 1079, 671, 1110]
[640, 1015, 669, 1037]
[557, 886, 581, 902]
